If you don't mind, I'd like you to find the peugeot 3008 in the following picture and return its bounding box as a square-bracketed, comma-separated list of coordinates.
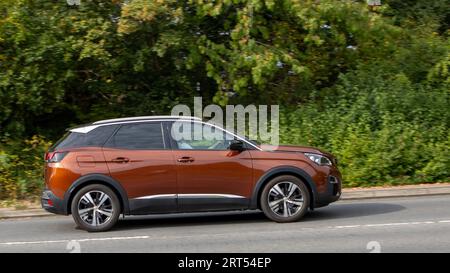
[42, 116, 341, 232]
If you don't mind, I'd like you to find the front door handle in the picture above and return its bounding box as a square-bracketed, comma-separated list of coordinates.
[177, 156, 194, 163]
[111, 157, 130, 163]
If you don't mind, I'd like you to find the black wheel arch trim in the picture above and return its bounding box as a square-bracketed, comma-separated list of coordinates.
[64, 173, 130, 215]
[250, 166, 319, 209]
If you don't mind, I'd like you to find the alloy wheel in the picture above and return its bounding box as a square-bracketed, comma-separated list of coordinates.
[77, 191, 114, 226]
[267, 181, 304, 217]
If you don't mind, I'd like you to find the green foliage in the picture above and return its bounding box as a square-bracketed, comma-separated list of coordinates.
[0, 136, 51, 201]
[280, 68, 449, 186]
[382, 0, 450, 34]
[180, 0, 403, 104]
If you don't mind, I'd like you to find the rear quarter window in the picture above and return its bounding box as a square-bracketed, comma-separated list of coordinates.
[51, 125, 118, 150]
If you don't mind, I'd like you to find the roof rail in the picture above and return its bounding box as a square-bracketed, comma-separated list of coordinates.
[92, 115, 201, 125]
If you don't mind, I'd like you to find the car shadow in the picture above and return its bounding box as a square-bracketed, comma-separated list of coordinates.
[303, 202, 406, 222]
[114, 210, 268, 231]
[113, 201, 406, 231]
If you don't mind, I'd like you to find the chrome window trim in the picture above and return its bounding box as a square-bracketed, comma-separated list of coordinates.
[93, 116, 200, 125]
[69, 118, 262, 151]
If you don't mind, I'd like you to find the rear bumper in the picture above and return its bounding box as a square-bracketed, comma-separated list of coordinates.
[314, 175, 341, 208]
[41, 189, 68, 215]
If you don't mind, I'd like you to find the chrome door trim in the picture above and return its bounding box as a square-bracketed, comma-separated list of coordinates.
[132, 193, 247, 200]
[133, 194, 177, 200]
[178, 193, 247, 199]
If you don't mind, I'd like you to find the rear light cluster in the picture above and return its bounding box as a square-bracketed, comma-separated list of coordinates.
[44, 198, 54, 207]
[44, 151, 68, 163]
[41, 190, 54, 207]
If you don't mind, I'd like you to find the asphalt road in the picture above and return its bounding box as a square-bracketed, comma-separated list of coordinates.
[1, 195, 450, 253]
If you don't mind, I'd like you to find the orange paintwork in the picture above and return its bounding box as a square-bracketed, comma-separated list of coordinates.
[250, 150, 336, 194]
[172, 149, 254, 198]
[102, 148, 177, 199]
[45, 147, 109, 199]
[45, 145, 341, 201]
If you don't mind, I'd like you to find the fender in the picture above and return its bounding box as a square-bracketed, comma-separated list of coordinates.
[250, 166, 319, 209]
[63, 173, 130, 215]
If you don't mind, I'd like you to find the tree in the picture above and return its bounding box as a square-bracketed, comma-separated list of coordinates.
[119, 0, 403, 105]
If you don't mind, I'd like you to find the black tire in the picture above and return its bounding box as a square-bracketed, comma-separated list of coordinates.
[260, 175, 310, 223]
[71, 184, 121, 232]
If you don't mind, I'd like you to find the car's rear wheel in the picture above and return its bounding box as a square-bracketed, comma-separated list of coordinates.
[71, 184, 120, 232]
[260, 175, 310, 223]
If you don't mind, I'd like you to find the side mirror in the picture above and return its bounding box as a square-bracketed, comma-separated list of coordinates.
[228, 140, 245, 152]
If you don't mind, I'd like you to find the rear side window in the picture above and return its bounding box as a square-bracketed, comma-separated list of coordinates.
[106, 123, 165, 150]
[51, 125, 118, 150]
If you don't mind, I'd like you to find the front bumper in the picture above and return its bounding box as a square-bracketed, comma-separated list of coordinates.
[314, 175, 342, 208]
[41, 190, 67, 215]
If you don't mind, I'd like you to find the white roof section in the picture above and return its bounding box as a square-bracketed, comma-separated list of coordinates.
[92, 115, 201, 125]
[70, 125, 101, 134]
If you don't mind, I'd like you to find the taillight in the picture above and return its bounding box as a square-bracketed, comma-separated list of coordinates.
[44, 151, 68, 163]
[44, 152, 54, 161]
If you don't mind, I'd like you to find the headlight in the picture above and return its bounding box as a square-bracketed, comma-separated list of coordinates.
[303, 153, 332, 166]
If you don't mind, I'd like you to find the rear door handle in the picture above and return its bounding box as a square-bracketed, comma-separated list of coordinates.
[111, 157, 130, 163]
[177, 156, 194, 163]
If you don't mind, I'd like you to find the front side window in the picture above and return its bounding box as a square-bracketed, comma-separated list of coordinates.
[171, 122, 235, 150]
[106, 122, 165, 150]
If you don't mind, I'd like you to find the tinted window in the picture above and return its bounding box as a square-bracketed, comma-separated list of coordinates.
[51, 125, 118, 150]
[107, 123, 165, 149]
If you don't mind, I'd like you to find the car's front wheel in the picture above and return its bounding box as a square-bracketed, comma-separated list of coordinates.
[260, 175, 310, 223]
[71, 184, 120, 232]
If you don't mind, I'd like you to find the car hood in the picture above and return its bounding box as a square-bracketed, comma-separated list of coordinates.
[259, 144, 334, 158]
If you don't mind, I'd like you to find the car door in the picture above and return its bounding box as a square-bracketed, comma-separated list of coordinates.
[169, 121, 253, 212]
[102, 121, 177, 214]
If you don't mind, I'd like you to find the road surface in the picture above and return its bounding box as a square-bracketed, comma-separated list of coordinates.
[1, 195, 450, 253]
